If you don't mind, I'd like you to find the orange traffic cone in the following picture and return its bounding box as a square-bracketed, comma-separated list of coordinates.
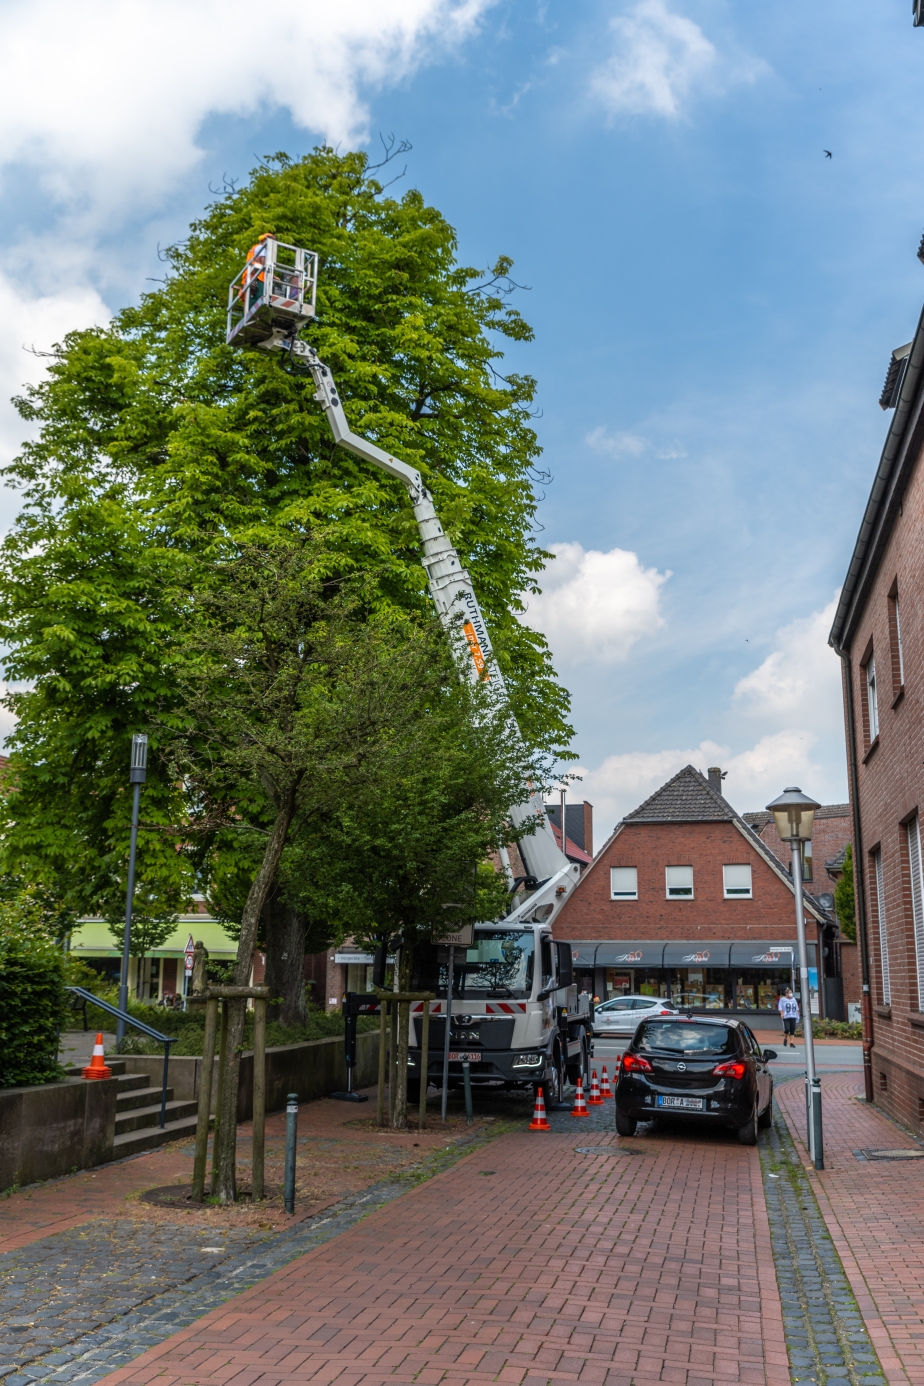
[528, 1085, 551, 1130]
[82, 1033, 112, 1080]
[600, 1065, 613, 1099]
[587, 1069, 604, 1105]
[570, 1075, 590, 1117]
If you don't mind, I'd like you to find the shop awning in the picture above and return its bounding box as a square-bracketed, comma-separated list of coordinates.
[729, 941, 810, 967]
[569, 944, 598, 966]
[595, 941, 666, 967]
[70, 917, 239, 958]
[662, 941, 731, 967]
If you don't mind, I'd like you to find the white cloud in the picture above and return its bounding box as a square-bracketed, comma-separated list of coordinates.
[0, 0, 490, 216]
[571, 594, 845, 835]
[587, 426, 687, 461]
[0, 0, 490, 508]
[526, 541, 670, 665]
[575, 730, 821, 837]
[590, 0, 763, 121]
[733, 595, 843, 736]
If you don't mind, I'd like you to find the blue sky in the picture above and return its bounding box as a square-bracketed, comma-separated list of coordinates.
[0, 0, 920, 832]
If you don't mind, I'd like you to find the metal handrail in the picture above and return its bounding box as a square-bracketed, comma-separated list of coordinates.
[66, 986, 175, 1129]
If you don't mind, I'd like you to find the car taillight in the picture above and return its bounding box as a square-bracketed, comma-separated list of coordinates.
[658, 1008, 672, 1015]
[713, 1060, 747, 1080]
[621, 1052, 653, 1073]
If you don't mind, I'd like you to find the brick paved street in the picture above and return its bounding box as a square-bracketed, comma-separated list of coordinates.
[97, 1116, 789, 1386]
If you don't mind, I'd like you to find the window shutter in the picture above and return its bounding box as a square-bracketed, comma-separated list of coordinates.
[723, 864, 752, 897]
[610, 867, 638, 900]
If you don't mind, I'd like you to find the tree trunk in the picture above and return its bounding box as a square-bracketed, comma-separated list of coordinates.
[392, 942, 413, 1131]
[264, 889, 308, 1028]
[213, 798, 297, 1204]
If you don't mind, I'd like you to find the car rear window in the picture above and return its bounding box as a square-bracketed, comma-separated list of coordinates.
[635, 1021, 738, 1056]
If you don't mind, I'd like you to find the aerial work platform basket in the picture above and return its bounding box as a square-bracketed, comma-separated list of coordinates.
[226, 235, 318, 349]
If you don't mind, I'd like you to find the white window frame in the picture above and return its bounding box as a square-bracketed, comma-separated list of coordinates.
[866, 655, 879, 740]
[665, 865, 694, 899]
[723, 864, 752, 899]
[895, 595, 906, 686]
[908, 817, 924, 1010]
[610, 866, 638, 901]
[874, 848, 890, 1006]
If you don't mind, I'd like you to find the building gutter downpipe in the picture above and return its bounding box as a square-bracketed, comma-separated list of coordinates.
[835, 646, 874, 1103]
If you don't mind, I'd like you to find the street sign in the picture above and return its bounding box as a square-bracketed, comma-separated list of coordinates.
[184, 933, 195, 976]
[433, 924, 474, 948]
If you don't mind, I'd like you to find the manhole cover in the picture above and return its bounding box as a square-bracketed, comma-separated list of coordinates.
[854, 1148, 924, 1161]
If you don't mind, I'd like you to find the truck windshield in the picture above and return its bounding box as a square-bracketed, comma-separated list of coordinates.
[411, 930, 535, 999]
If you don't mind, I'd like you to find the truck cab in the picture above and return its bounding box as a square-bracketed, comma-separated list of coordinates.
[407, 924, 591, 1103]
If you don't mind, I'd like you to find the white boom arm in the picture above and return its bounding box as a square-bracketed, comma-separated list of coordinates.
[288, 340, 578, 921]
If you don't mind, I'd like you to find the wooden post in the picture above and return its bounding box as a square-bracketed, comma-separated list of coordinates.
[418, 1000, 430, 1132]
[389, 999, 399, 1125]
[377, 998, 388, 1128]
[191, 995, 219, 1202]
[251, 996, 266, 1201]
[211, 998, 229, 1196]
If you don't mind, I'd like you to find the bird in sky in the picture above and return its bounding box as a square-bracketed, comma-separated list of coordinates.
[823, 149, 832, 158]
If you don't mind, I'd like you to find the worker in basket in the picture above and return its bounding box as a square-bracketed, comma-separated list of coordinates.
[239, 232, 275, 307]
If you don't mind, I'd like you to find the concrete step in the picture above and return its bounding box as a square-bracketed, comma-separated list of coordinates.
[65, 1058, 128, 1077]
[113, 1113, 199, 1157]
[117, 1084, 174, 1112]
[115, 1098, 198, 1135]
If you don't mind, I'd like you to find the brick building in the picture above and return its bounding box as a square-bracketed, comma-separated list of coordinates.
[553, 764, 839, 1024]
[829, 260, 924, 1129]
[743, 803, 858, 1019]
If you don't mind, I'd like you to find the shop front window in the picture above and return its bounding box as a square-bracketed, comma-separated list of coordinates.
[735, 968, 792, 1010]
[671, 968, 731, 1010]
[634, 970, 670, 999]
[605, 970, 632, 998]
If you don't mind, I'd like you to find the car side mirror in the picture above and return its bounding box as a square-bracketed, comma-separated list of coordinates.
[762, 1049, 777, 1061]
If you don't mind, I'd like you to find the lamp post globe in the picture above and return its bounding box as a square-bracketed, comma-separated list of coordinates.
[765, 784, 824, 1169]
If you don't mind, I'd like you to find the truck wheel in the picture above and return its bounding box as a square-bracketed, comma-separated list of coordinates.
[566, 1032, 588, 1085]
[545, 1045, 565, 1106]
[615, 1112, 637, 1137]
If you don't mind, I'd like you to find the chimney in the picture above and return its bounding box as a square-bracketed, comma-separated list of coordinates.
[583, 800, 593, 858]
[707, 766, 724, 794]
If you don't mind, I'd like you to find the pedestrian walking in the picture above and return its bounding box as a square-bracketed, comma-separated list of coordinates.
[778, 987, 800, 1047]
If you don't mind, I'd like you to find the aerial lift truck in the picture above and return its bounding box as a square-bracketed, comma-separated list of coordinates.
[226, 237, 591, 1103]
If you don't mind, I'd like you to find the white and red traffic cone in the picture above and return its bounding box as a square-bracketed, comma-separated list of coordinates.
[529, 1085, 551, 1130]
[82, 1033, 112, 1080]
[570, 1075, 590, 1117]
[600, 1065, 613, 1099]
[587, 1069, 604, 1105]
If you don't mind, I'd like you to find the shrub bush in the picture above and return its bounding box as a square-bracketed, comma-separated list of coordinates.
[0, 925, 66, 1087]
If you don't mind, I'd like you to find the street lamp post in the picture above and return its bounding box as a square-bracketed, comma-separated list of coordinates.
[766, 785, 824, 1170]
[117, 734, 148, 1045]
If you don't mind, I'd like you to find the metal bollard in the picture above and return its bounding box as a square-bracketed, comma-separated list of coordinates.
[462, 1060, 473, 1125]
[284, 1092, 298, 1214]
[811, 1076, 824, 1170]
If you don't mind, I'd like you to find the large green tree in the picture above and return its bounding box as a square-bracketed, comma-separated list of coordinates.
[0, 145, 571, 940]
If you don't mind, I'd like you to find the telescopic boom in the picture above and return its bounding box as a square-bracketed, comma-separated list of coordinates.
[226, 242, 578, 921]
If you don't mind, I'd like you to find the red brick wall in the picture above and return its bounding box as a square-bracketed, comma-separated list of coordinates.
[841, 428, 924, 1133]
[756, 812, 852, 894]
[554, 819, 805, 942]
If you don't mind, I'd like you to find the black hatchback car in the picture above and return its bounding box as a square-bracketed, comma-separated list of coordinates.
[614, 1015, 776, 1145]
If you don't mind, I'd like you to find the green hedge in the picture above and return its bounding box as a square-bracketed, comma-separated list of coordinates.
[0, 929, 66, 1087]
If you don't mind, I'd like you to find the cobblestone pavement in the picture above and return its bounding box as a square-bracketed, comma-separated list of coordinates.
[0, 1181, 410, 1386]
[777, 1076, 924, 1385]
[761, 1091, 886, 1386]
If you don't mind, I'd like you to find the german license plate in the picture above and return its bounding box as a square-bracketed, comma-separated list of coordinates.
[449, 1052, 479, 1061]
[657, 1095, 703, 1110]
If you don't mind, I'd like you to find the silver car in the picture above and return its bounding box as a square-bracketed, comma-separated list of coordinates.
[591, 994, 677, 1036]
